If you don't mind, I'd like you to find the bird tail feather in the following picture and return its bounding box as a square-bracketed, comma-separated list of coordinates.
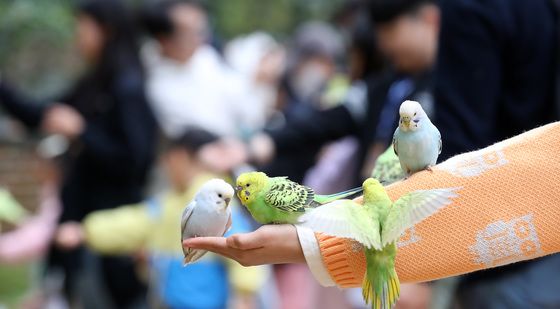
[315, 187, 363, 205]
[182, 249, 207, 266]
[362, 268, 400, 309]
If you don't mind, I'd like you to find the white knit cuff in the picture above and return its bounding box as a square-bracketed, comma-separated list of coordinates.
[294, 225, 336, 287]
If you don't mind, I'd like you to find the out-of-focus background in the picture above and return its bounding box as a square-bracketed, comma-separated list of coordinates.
[1, 0, 559, 308]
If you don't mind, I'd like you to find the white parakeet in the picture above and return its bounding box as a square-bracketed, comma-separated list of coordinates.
[181, 179, 234, 265]
[392, 100, 442, 176]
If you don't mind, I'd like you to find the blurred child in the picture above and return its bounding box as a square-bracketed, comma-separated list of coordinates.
[56, 128, 266, 309]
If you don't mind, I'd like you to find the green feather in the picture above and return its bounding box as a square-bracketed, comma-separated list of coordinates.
[244, 176, 363, 224]
[313, 186, 363, 205]
[300, 178, 458, 309]
[371, 147, 404, 185]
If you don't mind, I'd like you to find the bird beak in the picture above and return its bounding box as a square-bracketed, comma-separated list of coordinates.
[402, 117, 411, 126]
[224, 197, 231, 205]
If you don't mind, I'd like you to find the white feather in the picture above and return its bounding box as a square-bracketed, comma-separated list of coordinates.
[299, 200, 382, 250]
[181, 179, 234, 265]
[381, 187, 460, 246]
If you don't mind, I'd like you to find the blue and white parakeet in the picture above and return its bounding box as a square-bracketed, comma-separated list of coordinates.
[392, 100, 441, 176]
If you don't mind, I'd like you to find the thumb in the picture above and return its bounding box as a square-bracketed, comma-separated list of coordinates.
[226, 230, 266, 250]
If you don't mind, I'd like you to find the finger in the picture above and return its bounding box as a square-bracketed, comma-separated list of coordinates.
[183, 237, 237, 260]
[183, 237, 227, 250]
[226, 230, 266, 250]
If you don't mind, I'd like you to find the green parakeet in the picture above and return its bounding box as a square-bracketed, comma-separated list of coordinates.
[235, 171, 363, 224]
[371, 147, 405, 186]
[299, 178, 459, 309]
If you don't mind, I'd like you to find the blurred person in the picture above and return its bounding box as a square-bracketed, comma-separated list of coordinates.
[0, 152, 64, 308]
[256, 21, 346, 185]
[428, 0, 560, 307]
[224, 32, 287, 127]
[140, 0, 265, 138]
[0, 0, 157, 307]
[303, 10, 387, 194]
[56, 128, 267, 309]
[204, 2, 440, 307]
[209, 0, 436, 186]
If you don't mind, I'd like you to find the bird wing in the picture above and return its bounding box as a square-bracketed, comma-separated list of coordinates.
[299, 200, 382, 250]
[371, 147, 405, 185]
[437, 129, 442, 155]
[223, 211, 232, 235]
[264, 177, 314, 212]
[180, 200, 195, 238]
[381, 188, 460, 246]
[392, 128, 399, 156]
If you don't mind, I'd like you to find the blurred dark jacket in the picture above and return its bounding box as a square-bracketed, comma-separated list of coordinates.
[0, 70, 157, 221]
[59, 69, 157, 222]
[435, 0, 558, 159]
[0, 83, 46, 128]
[433, 0, 560, 306]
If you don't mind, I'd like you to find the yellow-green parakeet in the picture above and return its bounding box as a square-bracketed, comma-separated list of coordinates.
[235, 171, 363, 224]
[393, 100, 442, 176]
[371, 147, 405, 186]
[299, 178, 459, 309]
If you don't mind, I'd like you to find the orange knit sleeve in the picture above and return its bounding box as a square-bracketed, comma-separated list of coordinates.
[317, 122, 560, 288]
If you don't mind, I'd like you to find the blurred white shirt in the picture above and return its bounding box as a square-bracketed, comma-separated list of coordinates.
[142, 42, 265, 138]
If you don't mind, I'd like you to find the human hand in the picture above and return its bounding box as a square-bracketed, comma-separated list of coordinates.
[55, 221, 85, 250]
[247, 133, 275, 165]
[42, 104, 85, 139]
[255, 48, 286, 85]
[183, 225, 304, 266]
[198, 138, 249, 173]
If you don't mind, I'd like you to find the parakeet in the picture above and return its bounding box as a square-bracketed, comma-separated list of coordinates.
[235, 171, 363, 224]
[371, 147, 405, 185]
[392, 100, 441, 176]
[181, 179, 234, 265]
[300, 178, 459, 309]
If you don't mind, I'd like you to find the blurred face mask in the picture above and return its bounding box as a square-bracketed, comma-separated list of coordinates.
[292, 60, 331, 103]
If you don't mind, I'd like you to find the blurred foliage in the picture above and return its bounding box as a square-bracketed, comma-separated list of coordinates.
[0, 0, 343, 98]
[0, 0, 79, 98]
[208, 0, 344, 40]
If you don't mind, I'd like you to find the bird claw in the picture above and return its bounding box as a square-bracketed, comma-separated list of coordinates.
[425, 166, 434, 172]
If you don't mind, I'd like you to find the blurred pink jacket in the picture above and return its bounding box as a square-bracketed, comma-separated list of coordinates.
[0, 185, 60, 263]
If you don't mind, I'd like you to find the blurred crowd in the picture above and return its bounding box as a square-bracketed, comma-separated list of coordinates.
[0, 0, 559, 308]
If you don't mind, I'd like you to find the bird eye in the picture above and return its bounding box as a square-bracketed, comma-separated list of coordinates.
[218, 193, 222, 198]
[246, 184, 250, 187]
[414, 112, 417, 116]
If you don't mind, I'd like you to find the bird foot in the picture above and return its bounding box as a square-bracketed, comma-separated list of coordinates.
[425, 166, 434, 172]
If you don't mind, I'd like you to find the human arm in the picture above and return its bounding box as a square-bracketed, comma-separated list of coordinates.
[55, 203, 152, 254]
[76, 72, 157, 178]
[185, 122, 560, 286]
[0, 82, 46, 128]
